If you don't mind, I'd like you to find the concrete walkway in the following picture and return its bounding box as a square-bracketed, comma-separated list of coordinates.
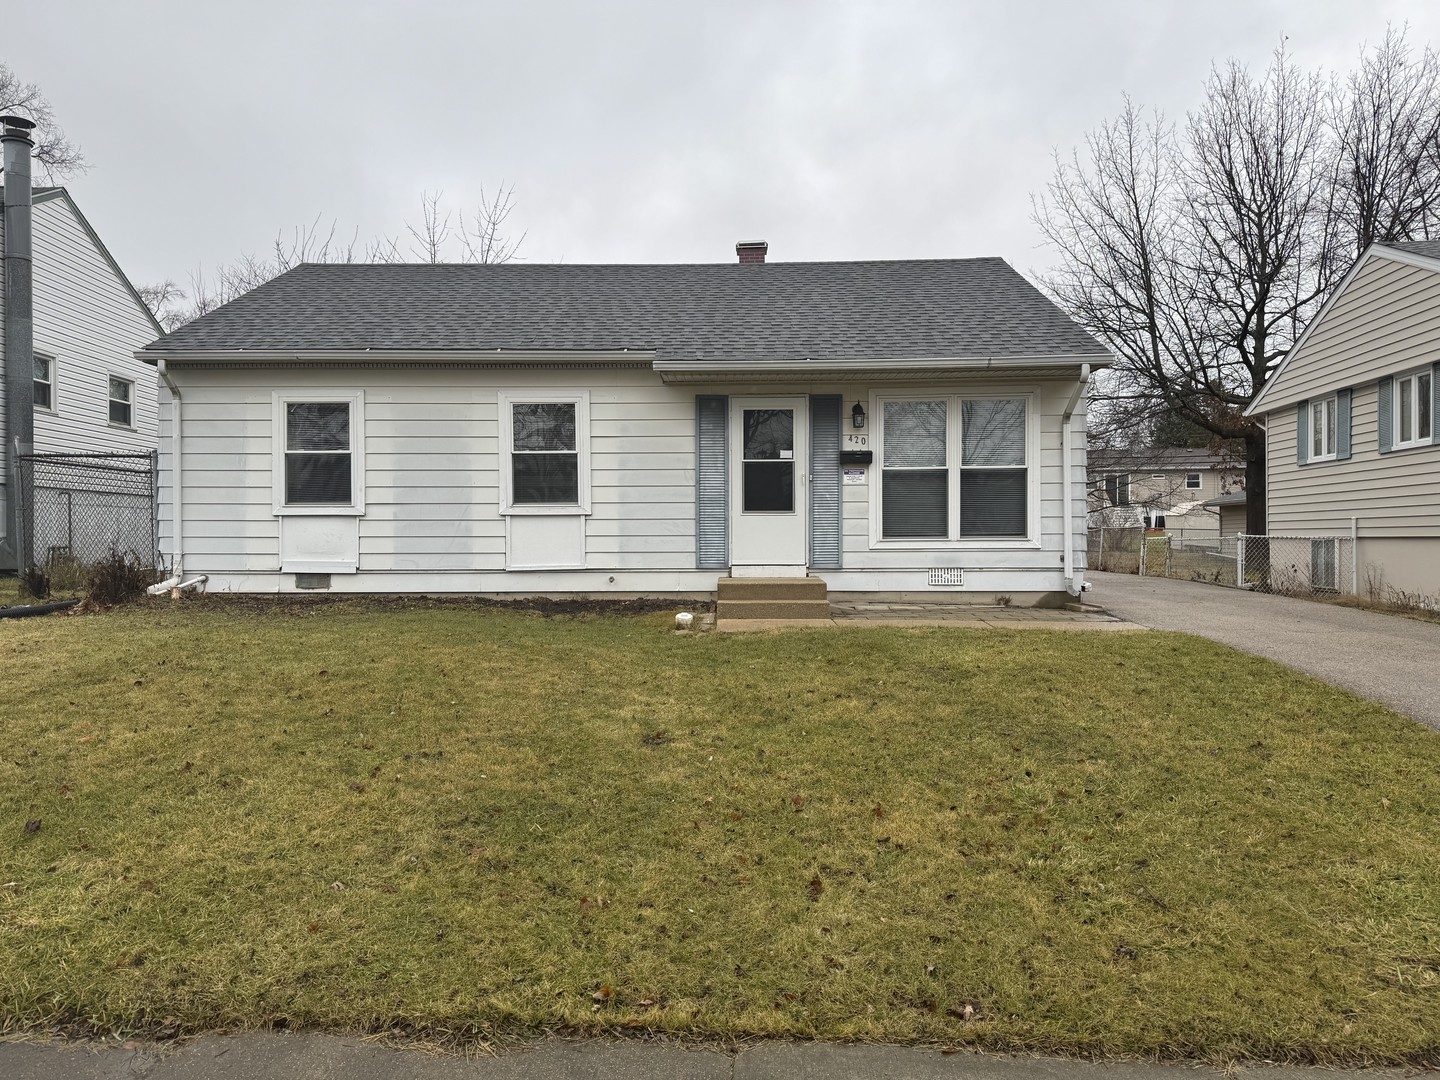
[1087, 571, 1440, 731]
[716, 604, 1141, 633]
[0, 1033, 1416, 1079]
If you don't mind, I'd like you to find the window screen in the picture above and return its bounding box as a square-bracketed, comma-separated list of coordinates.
[512, 402, 579, 504]
[108, 376, 133, 427]
[34, 355, 53, 411]
[285, 402, 353, 504]
[882, 400, 947, 538]
[960, 399, 1026, 537]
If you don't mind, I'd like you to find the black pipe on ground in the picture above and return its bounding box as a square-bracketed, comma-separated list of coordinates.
[0, 598, 80, 619]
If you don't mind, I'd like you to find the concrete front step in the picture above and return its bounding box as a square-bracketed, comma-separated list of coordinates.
[715, 598, 833, 621]
[716, 576, 828, 601]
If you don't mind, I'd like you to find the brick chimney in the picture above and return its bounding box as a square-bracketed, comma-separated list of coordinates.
[736, 240, 768, 264]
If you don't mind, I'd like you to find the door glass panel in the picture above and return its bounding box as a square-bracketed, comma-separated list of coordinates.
[743, 409, 794, 512]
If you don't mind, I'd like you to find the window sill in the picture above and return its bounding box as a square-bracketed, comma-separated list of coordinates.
[107, 422, 136, 432]
[501, 505, 592, 517]
[273, 505, 366, 517]
[871, 537, 1040, 550]
[1389, 439, 1435, 453]
[1305, 453, 1338, 464]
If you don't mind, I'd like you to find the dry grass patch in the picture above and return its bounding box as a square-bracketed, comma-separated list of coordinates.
[1, 602, 1438, 1062]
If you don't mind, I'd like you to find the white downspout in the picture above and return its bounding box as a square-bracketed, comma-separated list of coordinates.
[1061, 364, 1093, 596]
[153, 358, 184, 587]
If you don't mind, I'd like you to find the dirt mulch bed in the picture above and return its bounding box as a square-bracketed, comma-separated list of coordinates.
[173, 592, 710, 618]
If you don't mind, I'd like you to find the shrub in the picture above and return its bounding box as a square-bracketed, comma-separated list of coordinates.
[85, 551, 152, 607]
[19, 565, 51, 601]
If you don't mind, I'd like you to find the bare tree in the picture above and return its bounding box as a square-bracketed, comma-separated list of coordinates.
[459, 183, 526, 264]
[1334, 27, 1440, 252]
[0, 62, 86, 180]
[404, 189, 453, 263]
[1035, 33, 1438, 534]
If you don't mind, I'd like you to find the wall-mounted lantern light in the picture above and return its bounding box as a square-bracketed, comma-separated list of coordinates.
[851, 402, 866, 429]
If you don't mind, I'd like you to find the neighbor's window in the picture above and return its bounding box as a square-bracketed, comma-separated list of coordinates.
[1310, 395, 1337, 461]
[285, 402, 353, 505]
[34, 354, 54, 411]
[1185, 471, 1201, 489]
[959, 398, 1027, 537]
[881, 399, 948, 538]
[1393, 369, 1433, 448]
[1104, 473, 1130, 507]
[108, 376, 134, 427]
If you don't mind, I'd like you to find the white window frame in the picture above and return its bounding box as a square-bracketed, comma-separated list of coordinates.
[1309, 394, 1337, 462]
[271, 391, 366, 516]
[34, 353, 56, 412]
[498, 389, 591, 516]
[869, 387, 1039, 549]
[1392, 368, 1433, 450]
[107, 374, 135, 429]
[1185, 471, 1201, 489]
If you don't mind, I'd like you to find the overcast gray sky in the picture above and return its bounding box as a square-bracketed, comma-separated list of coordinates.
[12, 0, 1440, 291]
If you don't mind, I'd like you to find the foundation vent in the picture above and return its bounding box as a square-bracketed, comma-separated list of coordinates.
[295, 573, 332, 590]
[928, 567, 964, 587]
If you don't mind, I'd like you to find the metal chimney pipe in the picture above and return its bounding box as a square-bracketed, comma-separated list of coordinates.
[2, 114, 36, 573]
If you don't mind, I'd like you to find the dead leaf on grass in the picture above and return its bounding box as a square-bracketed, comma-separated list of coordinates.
[23, 819, 40, 835]
[791, 794, 805, 811]
[591, 984, 614, 1002]
[807, 875, 824, 901]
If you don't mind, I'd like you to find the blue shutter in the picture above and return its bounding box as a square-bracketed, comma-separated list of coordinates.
[1295, 402, 1309, 465]
[1432, 363, 1440, 446]
[1378, 377, 1394, 453]
[808, 395, 842, 569]
[695, 396, 729, 569]
[1336, 388, 1352, 461]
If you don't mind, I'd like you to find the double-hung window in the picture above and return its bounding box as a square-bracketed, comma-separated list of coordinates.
[500, 391, 591, 513]
[1104, 473, 1130, 507]
[881, 400, 948, 538]
[272, 392, 365, 513]
[34, 354, 54, 411]
[1185, 472, 1201, 489]
[108, 376, 134, 427]
[1310, 395, 1337, 461]
[879, 395, 1031, 542]
[1393, 369, 1433, 449]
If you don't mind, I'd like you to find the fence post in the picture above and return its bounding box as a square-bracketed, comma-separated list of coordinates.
[1237, 534, 1246, 588]
[1350, 516, 1359, 596]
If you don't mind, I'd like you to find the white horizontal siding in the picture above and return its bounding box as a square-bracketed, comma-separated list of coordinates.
[28, 195, 159, 456]
[164, 365, 1087, 587]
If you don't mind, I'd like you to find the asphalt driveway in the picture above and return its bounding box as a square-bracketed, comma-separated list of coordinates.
[1087, 571, 1440, 732]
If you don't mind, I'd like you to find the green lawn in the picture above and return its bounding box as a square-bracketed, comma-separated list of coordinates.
[1, 600, 1438, 1062]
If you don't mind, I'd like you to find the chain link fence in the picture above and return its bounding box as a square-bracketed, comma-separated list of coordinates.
[16, 452, 158, 585]
[1088, 526, 1356, 599]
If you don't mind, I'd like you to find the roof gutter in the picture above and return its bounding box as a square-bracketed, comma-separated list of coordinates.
[137, 348, 658, 366]
[652, 353, 1113, 376]
[1061, 364, 1093, 595]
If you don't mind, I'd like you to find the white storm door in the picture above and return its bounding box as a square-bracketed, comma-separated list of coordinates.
[729, 397, 807, 570]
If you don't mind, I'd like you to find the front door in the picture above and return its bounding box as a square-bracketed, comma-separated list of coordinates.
[730, 397, 807, 573]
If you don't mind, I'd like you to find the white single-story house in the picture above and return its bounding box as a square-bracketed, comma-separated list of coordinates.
[139, 243, 1112, 605]
[2, 113, 163, 570]
[1245, 239, 1440, 598]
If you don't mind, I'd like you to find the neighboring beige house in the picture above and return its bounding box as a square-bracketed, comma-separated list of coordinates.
[1202, 492, 1248, 536]
[1087, 447, 1241, 533]
[1245, 239, 1440, 599]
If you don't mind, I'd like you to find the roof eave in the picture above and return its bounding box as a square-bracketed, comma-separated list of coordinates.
[138, 347, 659, 365]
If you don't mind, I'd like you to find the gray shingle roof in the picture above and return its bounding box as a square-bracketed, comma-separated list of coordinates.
[142, 258, 1109, 363]
[1379, 239, 1440, 261]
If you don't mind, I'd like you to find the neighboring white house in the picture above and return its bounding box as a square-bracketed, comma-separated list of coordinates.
[139, 245, 1112, 605]
[1087, 447, 1242, 534]
[0, 183, 163, 570]
[1245, 239, 1440, 599]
